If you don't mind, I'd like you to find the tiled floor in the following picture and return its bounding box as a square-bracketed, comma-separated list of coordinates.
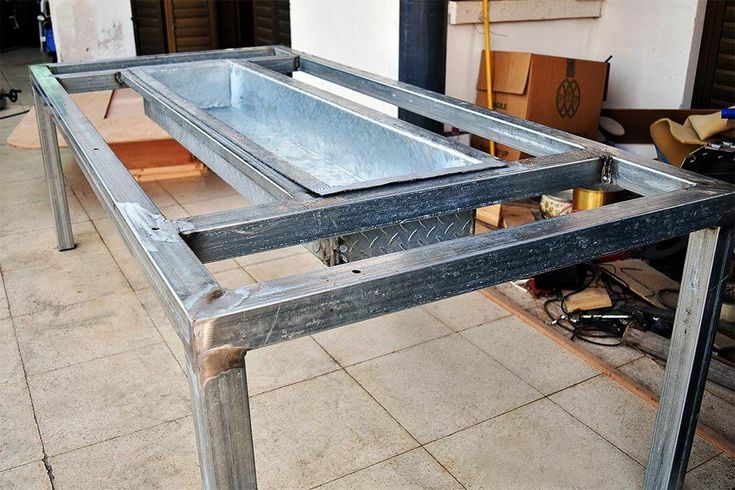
[1, 48, 734, 488]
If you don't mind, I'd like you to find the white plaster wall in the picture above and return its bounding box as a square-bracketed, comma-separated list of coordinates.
[446, 0, 707, 109]
[290, 0, 400, 115]
[49, 0, 136, 62]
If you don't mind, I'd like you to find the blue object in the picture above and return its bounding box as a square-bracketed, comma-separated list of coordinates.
[45, 27, 55, 54]
[721, 108, 735, 120]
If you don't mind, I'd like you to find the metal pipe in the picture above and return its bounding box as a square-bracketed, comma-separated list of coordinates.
[645, 224, 735, 488]
[32, 85, 75, 251]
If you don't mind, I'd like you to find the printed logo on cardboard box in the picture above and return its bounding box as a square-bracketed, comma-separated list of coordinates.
[556, 59, 581, 119]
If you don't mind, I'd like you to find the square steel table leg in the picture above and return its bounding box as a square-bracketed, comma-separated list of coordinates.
[186, 351, 258, 489]
[645, 225, 735, 489]
[32, 86, 75, 251]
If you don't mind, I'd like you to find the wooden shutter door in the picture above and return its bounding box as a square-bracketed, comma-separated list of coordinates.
[163, 0, 218, 52]
[131, 0, 168, 55]
[692, 1, 735, 108]
[252, 0, 291, 46]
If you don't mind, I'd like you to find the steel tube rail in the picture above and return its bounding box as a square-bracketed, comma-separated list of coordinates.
[30, 64, 218, 343]
[48, 45, 276, 75]
[56, 54, 300, 94]
[192, 187, 735, 350]
[285, 47, 712, 196]
[31, 46, 735, 490]
[178, 150, 602, 263]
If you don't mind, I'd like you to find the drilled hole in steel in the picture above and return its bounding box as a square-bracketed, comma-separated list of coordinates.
[352, 269, 361, 274]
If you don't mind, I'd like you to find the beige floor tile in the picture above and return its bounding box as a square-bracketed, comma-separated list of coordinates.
[135, 288, 187, 371]
[347, 334, 541, 443]
[50, 417, 199, 489]
[71, 184, 106, 220]
[0, 461, 51, 490]
[0, 147, 46, 183]
[318, 448, 462, 489]
[462, 316, 599, 395]
[0, 377, 44, 471]
[422, 292, 511, 332]
[140, 181, 177, 209]
[0, 278, 9, 320]
[93, 218, 148, 290]
[0, 116, 22, 141]
[29, 343, 191, 455]
[246, 336, 340, 396]
[427, 398, 644, 489]
[182, 193, 252, 216]
[0, 194, 87, 235]
[161, 204, 190, 219]
[550, 375, 718, 467]
[619, 357, 735, 444]
[235, 245, 310, 268]
[0, 319, 23, 385]
[244, 252, 326, 282]
[685, 454, 735, 489]
[0, 178, 49, 207]
[14, 292, 162, 375]
[250, 370, 416, 489]
[212, 267, 257, 289]
[0, 220, 107, 272]
[60, 158, 89, 190]
[160, 174, 237, 205]
[205, 259, 240, 274]
[3, 251, 130, 317]
[314, 308, 453, 366]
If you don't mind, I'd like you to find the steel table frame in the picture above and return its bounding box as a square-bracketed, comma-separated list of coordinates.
[30, 46, 734, 489]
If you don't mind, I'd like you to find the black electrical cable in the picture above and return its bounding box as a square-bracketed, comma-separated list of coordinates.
[542, 263, 635, 346]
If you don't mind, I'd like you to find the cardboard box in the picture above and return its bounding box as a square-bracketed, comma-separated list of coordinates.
[473, 51, 608, 160]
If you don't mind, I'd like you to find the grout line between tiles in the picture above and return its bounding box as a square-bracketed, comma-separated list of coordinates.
[456, 327, 592, 397]
[2, 271, 56, 489]
[332, 330, 457, 369]
[310, 335, 468, 489]
[45, 414, 193, 460]
[546, 394, 646, 468]
[247, 364, 344, 399]
[305, 446, 419, 490]
[421, 304, 513, 333]
[0, 459, 48, 476]
[25, 341, 165, 378]
[683, 451, 723, 473]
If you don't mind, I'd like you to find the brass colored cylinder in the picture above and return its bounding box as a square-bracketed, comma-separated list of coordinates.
[573, 187, 622, 211]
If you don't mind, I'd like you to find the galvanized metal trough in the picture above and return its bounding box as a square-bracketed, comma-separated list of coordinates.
[31, 46, 735, 489]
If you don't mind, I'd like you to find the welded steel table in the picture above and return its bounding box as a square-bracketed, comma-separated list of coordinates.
[31, 46, 734, 489]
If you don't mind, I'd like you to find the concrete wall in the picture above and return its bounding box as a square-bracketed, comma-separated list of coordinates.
[49, 0, 136, 62]
[446, 0, 707, 109]
[289, 0, 400, 115]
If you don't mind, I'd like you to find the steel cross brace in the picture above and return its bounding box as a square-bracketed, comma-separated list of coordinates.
[30, 46, 735, 489]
